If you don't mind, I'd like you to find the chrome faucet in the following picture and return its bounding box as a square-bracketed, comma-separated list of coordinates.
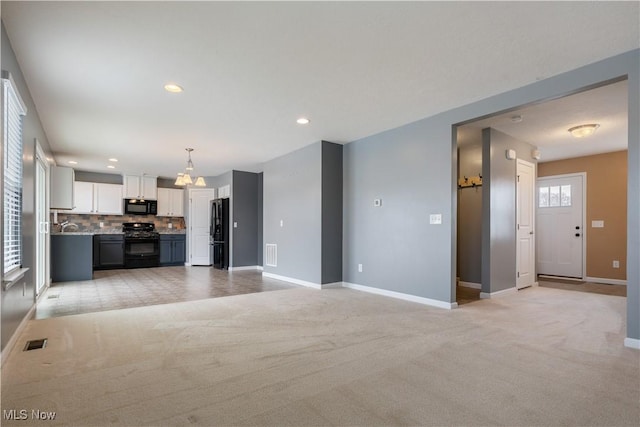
[60, 221, 78, 232]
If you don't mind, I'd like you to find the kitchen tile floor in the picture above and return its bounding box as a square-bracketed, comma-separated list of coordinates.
[36, 266, 296, 319]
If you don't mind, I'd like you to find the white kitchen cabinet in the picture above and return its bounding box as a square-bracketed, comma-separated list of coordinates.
[218, 185, 230, 199]
[50, 166, 75, 210]
[72, 182, 94, 214]
[157, 188, 184, 217]
[72, 182, 123, 215]
[124, 175, 157, 200]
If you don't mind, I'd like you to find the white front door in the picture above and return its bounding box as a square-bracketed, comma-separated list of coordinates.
[516, 159, 535, 289]
[188, 188, 215, 265]
[536, 174, 585, 278]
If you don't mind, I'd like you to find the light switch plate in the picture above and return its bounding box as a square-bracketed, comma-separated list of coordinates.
[592, 220, 604, 228]
[233, 222, 238, 228]
[430, 214, 442, 225]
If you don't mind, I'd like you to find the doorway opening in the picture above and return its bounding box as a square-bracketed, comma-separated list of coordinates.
[454, 78, 628, 306]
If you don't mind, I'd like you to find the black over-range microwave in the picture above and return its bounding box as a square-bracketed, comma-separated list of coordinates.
[124, 198, 157, 215]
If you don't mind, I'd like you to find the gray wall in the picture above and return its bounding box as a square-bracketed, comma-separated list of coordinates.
[263, 142, 322, 283]
[343, 49, 639, 342]
[75, 170, 122, 185]
[1, 23, 54, 352]
[481, 128, 537, 294]
[343, 120, 454, 301]
[232, 170, 259, 267]
[457, 133, 483, 284]
[321, 142, 343, 284]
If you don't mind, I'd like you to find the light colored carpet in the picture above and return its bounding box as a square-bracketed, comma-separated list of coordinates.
[1, 286, 638, 426]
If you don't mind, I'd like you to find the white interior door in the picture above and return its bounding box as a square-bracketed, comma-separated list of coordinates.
[35, 144, 49, 296]
[188, 188, 215, 265]
[536, 174, 584, 278]
[516, 159, 535, 289]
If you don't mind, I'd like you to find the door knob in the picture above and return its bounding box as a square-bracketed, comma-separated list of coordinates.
[575, 233, 581, 237]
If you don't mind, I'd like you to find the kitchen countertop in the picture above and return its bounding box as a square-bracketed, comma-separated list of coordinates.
[157, 229, 186, 234]
[51, 229, 186, 235]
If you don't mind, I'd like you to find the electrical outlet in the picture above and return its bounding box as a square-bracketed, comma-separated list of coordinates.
[429, 214, 442, 225]
[234, 222, 238, 228]
[373, 198, 382, 207]
[168, 223, 173, 229]
[99, 222, 104, 228]
[613, 260, 620, 268]
[358, 264, 363, 273]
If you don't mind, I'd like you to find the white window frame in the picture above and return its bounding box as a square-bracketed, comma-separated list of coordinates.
[2, 72, 27, 275]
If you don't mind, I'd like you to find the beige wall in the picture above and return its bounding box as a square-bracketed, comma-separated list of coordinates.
[538, 150, 627, 280]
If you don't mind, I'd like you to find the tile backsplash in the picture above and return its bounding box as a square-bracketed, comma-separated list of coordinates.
[51, 213, 185, 232]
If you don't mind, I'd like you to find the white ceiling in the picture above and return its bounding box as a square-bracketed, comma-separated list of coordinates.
[2, 1, 638, 178]
[458, 79, 629, 162]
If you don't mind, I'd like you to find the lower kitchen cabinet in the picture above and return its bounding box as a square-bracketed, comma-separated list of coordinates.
[159, 234, 186, 266]
[93, 234, 124, 270]
[52, 235, 93, 282]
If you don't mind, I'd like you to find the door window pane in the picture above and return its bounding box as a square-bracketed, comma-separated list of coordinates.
[561, 185, 572, 206]
[549, 186, 560, 207]
[539, 187, 549, 207]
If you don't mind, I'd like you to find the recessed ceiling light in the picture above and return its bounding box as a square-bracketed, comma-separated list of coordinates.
[164, 83, 183, 93]
[107, 165, 115, 169]
[68, 160, 77, 165]
[108, 158, 118, 162]
[296, 117, 310, 125]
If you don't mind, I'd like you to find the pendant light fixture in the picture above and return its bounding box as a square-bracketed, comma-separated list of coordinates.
[174, 148, 206, 187]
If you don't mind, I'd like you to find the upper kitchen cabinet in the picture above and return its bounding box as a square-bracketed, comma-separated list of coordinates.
[50, 166, 75, 209]
[157, 188, 184, 217]
[124, 175, 157, 200]
[72, 182, 123, 215]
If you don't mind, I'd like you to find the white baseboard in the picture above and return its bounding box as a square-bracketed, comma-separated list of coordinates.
[458, 281, 481, 289]
[262, 272, 322, 289]
[321, 281, 343, 289]
[480, 287, 517, 299]
[1, 303, 36, 367]
[624, 337, 640, 350]
[586, 277, 627, 286]
[342, 282, 457, 310]
[228, 265, 260, 272]
[257, 266, 264, 271]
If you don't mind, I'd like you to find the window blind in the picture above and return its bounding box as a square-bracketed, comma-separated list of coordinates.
[2, 75, 27, 275]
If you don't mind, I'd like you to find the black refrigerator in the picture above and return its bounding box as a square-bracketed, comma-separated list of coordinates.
[210, 198, 229, 269]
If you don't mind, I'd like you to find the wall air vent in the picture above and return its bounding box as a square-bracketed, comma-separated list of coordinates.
[265, 244, 277, 267]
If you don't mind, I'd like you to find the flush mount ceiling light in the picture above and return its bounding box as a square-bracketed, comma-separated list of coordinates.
[174, 148, 206, 187]
[296, 117, 310, 125]
[68, 160, 77, 165]
[568, 123, 600, 138]
[107, 165, 115, 169]
[164, 83, 183, 93]
[108, 158, 118, 162]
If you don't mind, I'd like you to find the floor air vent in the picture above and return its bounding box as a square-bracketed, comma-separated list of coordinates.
[47, 294, 59, 299]
[24, 339, 47, 351]
[265, 244, 277, 267]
